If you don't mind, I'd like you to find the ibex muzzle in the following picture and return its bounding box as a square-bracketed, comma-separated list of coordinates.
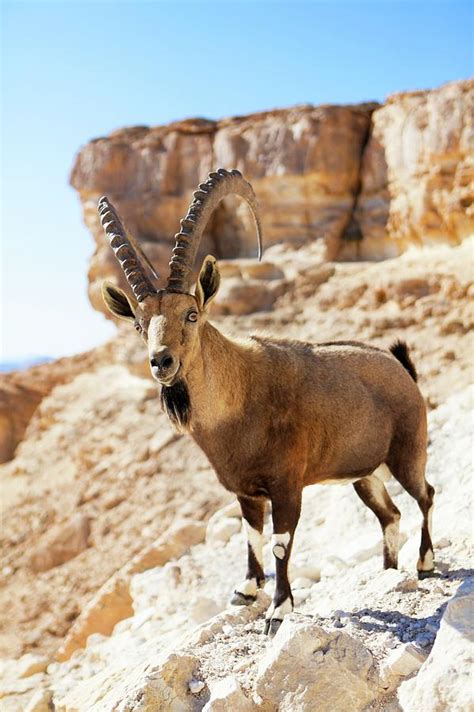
[99, 169, 434, 636]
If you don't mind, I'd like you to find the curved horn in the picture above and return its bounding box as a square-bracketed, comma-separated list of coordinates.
[98, 196, 158, 302]
[167, 168, 263, 293]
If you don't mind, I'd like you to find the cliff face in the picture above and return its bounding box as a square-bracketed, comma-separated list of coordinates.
[71, 104, 375, 315]
[70, 79, 473, 318]
[354, 79, 474, 258]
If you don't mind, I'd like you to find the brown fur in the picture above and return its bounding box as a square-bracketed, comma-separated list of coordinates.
[103, 257, 435, 634]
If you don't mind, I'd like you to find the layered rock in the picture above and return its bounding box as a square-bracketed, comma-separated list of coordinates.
[70, 104, 376, 315]
[0, 345, 112, 464]
[353, 79, 474, 258]
[70, 79, 473, 320]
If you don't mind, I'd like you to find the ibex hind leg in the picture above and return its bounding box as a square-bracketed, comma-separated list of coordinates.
[353, 471, 401, 569]
[387, 444, 435, 578]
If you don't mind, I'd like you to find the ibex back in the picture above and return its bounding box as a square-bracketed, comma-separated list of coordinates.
[99, 168, 434, 635]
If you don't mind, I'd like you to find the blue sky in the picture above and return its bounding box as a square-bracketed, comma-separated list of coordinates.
[1, 0, 473, 360]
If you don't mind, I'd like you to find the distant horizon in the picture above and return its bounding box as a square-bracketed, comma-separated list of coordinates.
[2, 1, 473, 361]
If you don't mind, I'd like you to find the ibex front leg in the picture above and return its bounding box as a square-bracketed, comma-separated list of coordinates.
[264, 486, 302, 636]
[231, 495, 266, 605]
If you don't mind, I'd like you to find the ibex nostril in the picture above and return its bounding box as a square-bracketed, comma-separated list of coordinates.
[150, 350, 174, 372]
[161, 355, 174, 371]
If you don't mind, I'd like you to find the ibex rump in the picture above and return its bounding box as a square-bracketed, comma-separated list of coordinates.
[99, 169, 434, 635]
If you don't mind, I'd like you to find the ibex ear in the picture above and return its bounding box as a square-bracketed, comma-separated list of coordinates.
[195, 255, 220, 311]
[101, 281, 138, 322]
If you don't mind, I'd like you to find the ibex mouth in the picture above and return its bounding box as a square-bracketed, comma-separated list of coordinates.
[155, 363, 181, 387]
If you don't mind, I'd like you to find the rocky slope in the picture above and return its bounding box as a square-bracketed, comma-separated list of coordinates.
[1, 78, 473, 711]
[70, 79, 473, 318]
[1, 385, 472, 711]
[0, 237, 472, 666]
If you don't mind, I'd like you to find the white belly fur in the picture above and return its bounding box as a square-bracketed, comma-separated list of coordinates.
[318, 463, 391, 486]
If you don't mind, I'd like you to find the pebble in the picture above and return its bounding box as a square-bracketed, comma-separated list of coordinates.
[415, 634, 432, 648]
[189, 679, 205, 694]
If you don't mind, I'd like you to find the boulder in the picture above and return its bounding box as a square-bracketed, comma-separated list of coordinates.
[29, 514, 90, 573]
[203, 677, 254, 711]
[398, 579, 474, 712]
[55, 652, 199, 712]
[255, 615, 378, 711]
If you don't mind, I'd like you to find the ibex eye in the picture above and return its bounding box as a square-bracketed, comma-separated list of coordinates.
[134, 323, 142, 332]
[187, 311, 198, 323]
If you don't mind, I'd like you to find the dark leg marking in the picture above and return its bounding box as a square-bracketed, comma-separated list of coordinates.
[264, 488, 302, 636]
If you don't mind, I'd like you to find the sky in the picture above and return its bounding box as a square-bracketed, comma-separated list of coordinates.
[1, 0, 473, 361]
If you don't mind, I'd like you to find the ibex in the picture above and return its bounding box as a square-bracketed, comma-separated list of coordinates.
[98, 168, 434, 635]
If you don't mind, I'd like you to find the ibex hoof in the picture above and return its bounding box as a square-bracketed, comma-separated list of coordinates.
[264, 618, 283, 637]
[417, 569, 435, 580]
[231, 591, 256, 606]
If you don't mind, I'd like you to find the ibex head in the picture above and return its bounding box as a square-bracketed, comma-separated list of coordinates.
[99, 169, 262, 388]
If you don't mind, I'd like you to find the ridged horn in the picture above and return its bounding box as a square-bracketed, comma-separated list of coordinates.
[98, 196, 158, 302]
[167, 168, 263, 292]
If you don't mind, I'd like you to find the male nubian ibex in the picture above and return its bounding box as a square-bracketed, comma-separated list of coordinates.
[99, 168, 434, 635]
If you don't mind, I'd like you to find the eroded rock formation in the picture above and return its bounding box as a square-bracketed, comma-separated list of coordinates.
[71, 104, 375, 315]
[70, 79, 473, 319]
[354, 79, 474, 259]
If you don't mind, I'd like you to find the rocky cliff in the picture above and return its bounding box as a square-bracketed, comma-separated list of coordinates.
[70, 79, 473, 317]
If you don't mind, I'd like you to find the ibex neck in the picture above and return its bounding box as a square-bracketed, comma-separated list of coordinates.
[186, 321, 252, 431]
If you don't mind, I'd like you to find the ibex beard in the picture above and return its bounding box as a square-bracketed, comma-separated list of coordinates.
[98, 168, 435, 636]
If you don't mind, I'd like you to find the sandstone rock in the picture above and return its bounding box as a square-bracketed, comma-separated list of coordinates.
[239, 260, 284, 281]
[29, 514, 90, 573]
[55, 571, 133, 662]
[355, 79, 474, 258]
[256, 615, 378, 711]
[213, 278, 281, 316]
[203, 677, 254, 711]
[70, 105, 375, 318]
[398, 579, 474, 712]
[0, 346, 111, 464]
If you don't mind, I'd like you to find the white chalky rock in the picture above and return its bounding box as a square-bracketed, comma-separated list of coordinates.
[256, 614, 378, 711]
[206, 515, 242, 544]
[189, 596, 224, 624]
[290, 562, 321, 582]
[363, 568, 417, 599]
[398, 579, 474, 712]
[202, 676, 254, 711]
[291, 576, 315, 589]
[381, 643, 427, 683]
[0, 653, 50, 679]
[55, 652, 198, 711]
[25, 688, 53, 712]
